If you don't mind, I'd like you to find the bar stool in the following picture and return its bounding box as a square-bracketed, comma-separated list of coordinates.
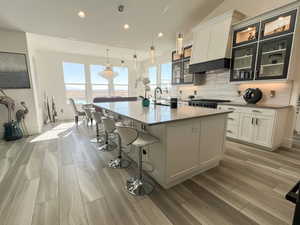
[101, 117, 131, 169]
[90, 111, 106, 145]
[116, 126, 159, 196]
[83, 107, 94, 126]
[99, 117, 118, 152]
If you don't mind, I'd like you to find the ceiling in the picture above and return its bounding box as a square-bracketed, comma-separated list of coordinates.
[0, 0, 224, 53]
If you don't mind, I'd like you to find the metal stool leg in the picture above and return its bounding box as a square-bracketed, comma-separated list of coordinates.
[108, 133, 131, 169]
[90, 123, 105, 144]
[126, 147, 154, 196]
[99, 131, 117, 152]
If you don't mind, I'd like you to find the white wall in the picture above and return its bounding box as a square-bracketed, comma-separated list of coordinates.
[30, 50, 140, 121]
[0, 29, 40, 137]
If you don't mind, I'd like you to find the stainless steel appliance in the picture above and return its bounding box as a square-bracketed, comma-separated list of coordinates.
[188, 99, 231, 109]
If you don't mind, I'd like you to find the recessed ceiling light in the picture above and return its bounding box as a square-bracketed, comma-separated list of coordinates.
[158, 32, 164, 37]
[78, 11, 86, 18]
[124, 24, 130, 30]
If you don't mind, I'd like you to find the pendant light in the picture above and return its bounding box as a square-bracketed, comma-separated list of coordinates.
[150, 45, 155, 64]
[121, 59, 125, 67]
[100, 49, 118, 79]
[176, 33, 184, 55]
[133, 53, 138, 70]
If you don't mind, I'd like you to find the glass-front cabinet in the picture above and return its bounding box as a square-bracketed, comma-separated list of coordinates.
[233, 23, 260, 47]
[256, 34, 293, 80]
[231, 8, 297, 82]
[171, 45, 194, 85]
[261, 10, 297, 40]
[183, 60, 194, 83]
[172, 62, 181, 84]
[231, 44, 257, 81]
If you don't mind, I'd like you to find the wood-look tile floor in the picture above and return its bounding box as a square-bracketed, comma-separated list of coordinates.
[0, 121, 298, 225]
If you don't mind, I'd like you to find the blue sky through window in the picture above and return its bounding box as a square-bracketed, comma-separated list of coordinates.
[90, 65, 108, 84]
[148, 66, 157, 84]
[63, 62, 85, 83]
[114, 66, 128, 84]
[161, 63, 172, 83]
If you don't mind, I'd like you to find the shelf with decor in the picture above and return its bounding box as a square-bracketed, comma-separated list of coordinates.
[171, 45, 194, 85]
[230, 5, 298, 82]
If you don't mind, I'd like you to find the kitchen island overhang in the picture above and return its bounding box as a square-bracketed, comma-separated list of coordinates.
[94, 101, 232, 188]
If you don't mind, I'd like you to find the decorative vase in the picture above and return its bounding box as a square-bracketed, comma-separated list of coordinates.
[142, 98, 150, 107]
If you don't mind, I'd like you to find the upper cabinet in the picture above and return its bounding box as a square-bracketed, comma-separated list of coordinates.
[261, 10, 297, 40]
[190, 10, 245, 66]
[172, 46, 194, 85]
[256, 34, 293, 80]
[231, 4, 299, 82]
[233, 23, 260, 47]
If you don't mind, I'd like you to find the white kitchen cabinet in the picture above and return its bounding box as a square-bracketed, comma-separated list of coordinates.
[166, 120, 200, 182]
[191, 10, 245, 65]
[239, 113, 254, 142]
[218, 105, 290, 150]
[190, 27, 210, 65]
[252, 115, 274, 147]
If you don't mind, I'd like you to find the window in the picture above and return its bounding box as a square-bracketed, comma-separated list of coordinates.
[113, 66, 129, 97]
[160, 63, 172, 92]
[148, 66, 157, 91]
[63, 62, 86, 104]
[90, 65, 109, 98]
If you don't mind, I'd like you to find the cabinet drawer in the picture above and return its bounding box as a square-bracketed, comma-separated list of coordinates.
[226, 124, 239, 138]
[227, 112, 240, 125]
[218, 106, 238, 111]
[249, 108, 275, 116]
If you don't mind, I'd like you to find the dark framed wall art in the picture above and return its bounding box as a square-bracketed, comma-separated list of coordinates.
[0, 52, 30, 89]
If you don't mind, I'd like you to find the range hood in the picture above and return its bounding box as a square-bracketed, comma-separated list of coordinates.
[189, 58, 231, 73]
[189, 10, 245, 74]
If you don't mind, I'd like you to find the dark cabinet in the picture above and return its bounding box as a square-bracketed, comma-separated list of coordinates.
[233, 23, 260, 47]
[230, 9, 297, 82]
[261, 10, 297, 40]
[172, 62, 182, 84]
[172, 46, 194, 85]
[230, 43, 257, 81]
[256, 34, 293, 80]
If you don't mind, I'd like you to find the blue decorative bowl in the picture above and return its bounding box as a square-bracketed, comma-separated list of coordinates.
[142, 98, 150, 107]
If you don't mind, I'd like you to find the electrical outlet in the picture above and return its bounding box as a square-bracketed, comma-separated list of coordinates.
[142, 148, 148, 161]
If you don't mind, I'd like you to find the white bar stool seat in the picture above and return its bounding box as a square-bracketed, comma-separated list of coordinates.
[116, 125, 159, 196]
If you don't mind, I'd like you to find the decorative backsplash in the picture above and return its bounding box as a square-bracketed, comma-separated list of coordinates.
[172, 70, 293, 105]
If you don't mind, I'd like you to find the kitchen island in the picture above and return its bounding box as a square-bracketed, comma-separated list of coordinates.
[94, 101, 231, 188]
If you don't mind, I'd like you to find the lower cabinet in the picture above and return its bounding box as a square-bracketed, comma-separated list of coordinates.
[239, 113, 254, 142]
[252, 115, 274, 147]
[218, 105, 289, 150]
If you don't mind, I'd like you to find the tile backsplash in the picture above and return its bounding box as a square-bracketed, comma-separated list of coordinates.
[172, 70, 293, 105]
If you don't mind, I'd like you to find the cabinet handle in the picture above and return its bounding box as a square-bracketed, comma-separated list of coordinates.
[252, 110, 261, 113]
[251, 118, 254, 124]
[227, 130, 232, 133]
[256, 118, 259, 125]
[228, 117, 234, 121]
[228, 108, 235, 110]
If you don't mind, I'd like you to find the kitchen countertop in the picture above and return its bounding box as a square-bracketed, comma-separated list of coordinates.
[219, 102, 292, 109]
[94, 101, 231, 126]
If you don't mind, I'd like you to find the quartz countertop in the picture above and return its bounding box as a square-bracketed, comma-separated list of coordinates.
[219, 102, 292, 109]
[94, 101, 231, 126]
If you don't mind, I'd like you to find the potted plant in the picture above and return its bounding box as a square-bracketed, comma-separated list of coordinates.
[142, 77, 151, 107]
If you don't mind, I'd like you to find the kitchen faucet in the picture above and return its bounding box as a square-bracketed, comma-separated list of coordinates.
[154, 87, 162, 104]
